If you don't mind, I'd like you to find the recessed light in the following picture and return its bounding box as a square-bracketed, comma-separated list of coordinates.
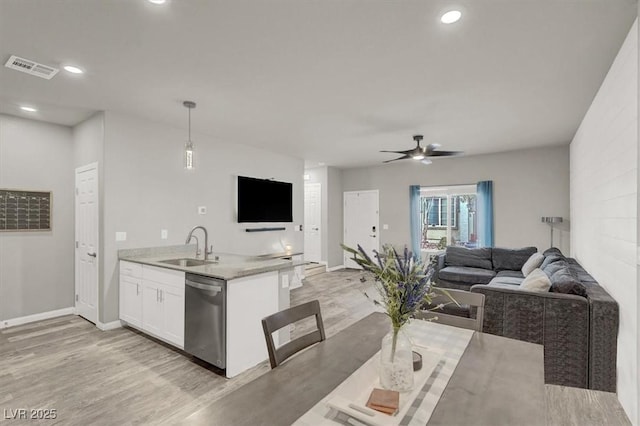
[63, 65, 84, 74]
[147, 0, 166, 4]
[441, 10, 462, 24]
[20, 106, 37, 112]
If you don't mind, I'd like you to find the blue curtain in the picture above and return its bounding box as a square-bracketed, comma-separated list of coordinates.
[409, 185, 421, 259]
[477, 180, 494, 247]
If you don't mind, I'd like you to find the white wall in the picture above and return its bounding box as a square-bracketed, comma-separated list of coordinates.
[326, 166, 344, 267]
[341, 145, 570, 258]
[570, 20, 638, 423]
[304, 166, 344, 268]
[100, 111, 304, 322]
[0, 114, 75, 321]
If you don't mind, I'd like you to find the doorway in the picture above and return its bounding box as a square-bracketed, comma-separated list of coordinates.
[75, 163, 99, 324]
[343, 190, 379, 269]
[304, 183, 322, 263]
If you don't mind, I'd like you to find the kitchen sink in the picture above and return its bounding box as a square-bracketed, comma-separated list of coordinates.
[158, 258, 217, 267]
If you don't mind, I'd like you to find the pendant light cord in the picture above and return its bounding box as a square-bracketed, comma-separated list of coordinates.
[188, 107, 191, 142]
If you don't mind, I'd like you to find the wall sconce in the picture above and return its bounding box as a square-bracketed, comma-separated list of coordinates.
[541, 216, 563, 248]
[183, 100, 196, 170]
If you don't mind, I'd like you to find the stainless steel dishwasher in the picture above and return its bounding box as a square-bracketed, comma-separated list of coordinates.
[184, 273, 226, 369]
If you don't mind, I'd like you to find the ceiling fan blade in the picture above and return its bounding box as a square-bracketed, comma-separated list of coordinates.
[426, 150, 463, 157]
[383, 154, 411, 163]
[380, 149, 412, 155]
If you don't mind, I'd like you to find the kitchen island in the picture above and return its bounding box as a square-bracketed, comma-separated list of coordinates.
[118, 245, 306, 378]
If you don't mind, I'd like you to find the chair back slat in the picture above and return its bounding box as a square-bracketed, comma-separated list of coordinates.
[262, 300, 326, 368]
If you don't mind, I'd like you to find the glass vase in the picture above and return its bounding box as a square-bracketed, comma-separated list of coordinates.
[379, 328, 414, 392]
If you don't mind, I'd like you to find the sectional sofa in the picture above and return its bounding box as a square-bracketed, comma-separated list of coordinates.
[434, 246, 618, 392]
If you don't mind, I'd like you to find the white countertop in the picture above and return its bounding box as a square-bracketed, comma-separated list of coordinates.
[119, 249, 306, 280]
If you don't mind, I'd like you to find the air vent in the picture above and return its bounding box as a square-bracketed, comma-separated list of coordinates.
[4, 55, 59, 80]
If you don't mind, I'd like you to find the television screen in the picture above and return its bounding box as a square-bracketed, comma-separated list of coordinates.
[237, 176, 293, 223]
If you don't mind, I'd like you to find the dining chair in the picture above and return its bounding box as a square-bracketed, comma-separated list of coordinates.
[261, 300, 326, 368]
[414, 288, 485, 332]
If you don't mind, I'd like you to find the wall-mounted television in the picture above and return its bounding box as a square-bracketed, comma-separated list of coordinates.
[237, 176, 293, 223]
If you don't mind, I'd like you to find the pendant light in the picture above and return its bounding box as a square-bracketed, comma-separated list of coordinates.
[183, 100, 196, 170]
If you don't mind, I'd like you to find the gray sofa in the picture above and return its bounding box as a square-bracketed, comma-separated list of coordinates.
[434, 246, 619, 392]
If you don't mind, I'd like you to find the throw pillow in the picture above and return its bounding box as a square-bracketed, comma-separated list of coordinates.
[520, 268, 552, 292]
[542, 260, 570, 277]
[543, 247, 564, 257]
[445, 246, 493, 270]
[549, 269, 588, 297]
[521, 253, 544, 277]
[540, 254, 565, 270]
[492, 247, 538, 271]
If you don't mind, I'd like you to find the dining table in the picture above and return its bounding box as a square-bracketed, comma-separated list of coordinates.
[183, 312, 545, 426]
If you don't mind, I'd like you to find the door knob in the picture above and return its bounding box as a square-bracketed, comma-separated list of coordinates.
[87, 252, 97, 257]
[312, 227, 319, 231]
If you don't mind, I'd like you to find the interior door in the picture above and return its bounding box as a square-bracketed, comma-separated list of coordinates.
[343, 190, 379, 268]
[304, 183, 322, 263]
[75, 163, 99, 324]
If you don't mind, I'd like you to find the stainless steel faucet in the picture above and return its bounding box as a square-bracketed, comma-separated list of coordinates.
[185, 226, 212, 260]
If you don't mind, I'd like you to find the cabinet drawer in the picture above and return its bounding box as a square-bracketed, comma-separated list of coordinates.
[120, 260, 142, 278]
[142, 264, 185, 288]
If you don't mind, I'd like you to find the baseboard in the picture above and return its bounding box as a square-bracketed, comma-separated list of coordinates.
[97, 320, 122, 331]
[327, 265, 345, 272]
[0, 307, 75, 329]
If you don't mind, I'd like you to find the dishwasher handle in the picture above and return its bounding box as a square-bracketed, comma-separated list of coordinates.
[186, 279, 222, 293]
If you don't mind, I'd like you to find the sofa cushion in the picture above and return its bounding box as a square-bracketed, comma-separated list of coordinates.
[550, 269, 587, 297]
[444, 246, 493, 270]
[522, 253, 544, 277]
[492, 247, 537, 271]
[487, 276, 524, 288]
[520, 268, 552, 292]
[438, 266, 496, 285]
[496, 270, 525, 279]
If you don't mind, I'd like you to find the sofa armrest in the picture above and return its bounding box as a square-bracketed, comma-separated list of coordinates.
[584, 285, 619, 392]
[434, 253, 446, 277]
[471, 284, 589, 388]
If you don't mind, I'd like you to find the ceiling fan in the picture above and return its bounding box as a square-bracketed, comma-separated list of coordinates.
[381, 135, 463, 164]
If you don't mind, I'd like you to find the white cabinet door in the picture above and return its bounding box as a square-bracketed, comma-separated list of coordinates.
[161, 284, 185, 348]
[142, 281, 163, 337]
[119, 275, 142, 327]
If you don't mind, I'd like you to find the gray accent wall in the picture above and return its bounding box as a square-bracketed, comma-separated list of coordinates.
[340, 145, 570, 261]
[100, 111, 304, 323]
[72, 112, 105, 321]
[0, 114, 75, 321]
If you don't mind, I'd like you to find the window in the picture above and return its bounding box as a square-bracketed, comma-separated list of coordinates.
[420, 185, 477, 251]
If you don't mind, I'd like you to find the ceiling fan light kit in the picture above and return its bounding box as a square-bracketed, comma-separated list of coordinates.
[380, 134, 463, 164]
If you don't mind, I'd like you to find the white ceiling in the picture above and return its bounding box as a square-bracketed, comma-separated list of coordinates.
[0, 0, 636, 168]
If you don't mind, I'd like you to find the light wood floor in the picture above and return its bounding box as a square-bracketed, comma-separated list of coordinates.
[0, 269, 375, 425]
[0, 269, 630, 425]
